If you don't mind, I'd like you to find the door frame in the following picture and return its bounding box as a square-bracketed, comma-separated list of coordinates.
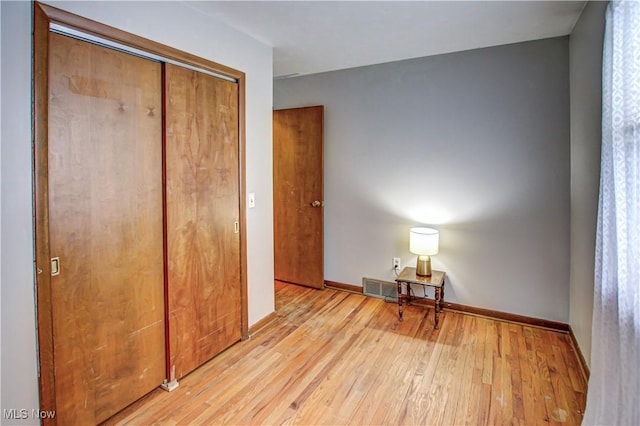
[32, 3, 249, 421]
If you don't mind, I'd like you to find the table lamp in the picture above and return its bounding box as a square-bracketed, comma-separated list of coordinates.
[409, 227, 439, 276]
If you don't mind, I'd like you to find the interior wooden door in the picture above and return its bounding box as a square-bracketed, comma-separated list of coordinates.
[165, 64, 242, 380]
[273, 106, 324, 289]
[48, 33, 166, 424]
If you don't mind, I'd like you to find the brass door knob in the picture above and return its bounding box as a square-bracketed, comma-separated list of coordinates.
[311, 200, 321, 207]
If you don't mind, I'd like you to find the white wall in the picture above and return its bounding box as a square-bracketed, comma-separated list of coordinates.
[569, 1, 607, 367]
[1, 2, 40, 424]
[275, 37, 571, 322]
[0, 0, 3, 414]
[1, 1, 274, 421]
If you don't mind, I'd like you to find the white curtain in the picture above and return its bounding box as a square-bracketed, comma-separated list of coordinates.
[583, 1, 640, 424]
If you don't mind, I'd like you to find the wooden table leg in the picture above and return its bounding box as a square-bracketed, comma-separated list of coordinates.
[397, 281, 404, 322]
[434, 287, 441, 329]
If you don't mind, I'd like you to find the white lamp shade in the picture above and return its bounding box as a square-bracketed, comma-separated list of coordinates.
[409, 227, 439, 256]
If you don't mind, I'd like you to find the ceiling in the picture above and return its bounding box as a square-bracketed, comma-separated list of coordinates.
[185, 1, 587, 78]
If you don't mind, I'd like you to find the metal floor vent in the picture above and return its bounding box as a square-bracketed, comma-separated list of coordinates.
[362, 277, 398, 301]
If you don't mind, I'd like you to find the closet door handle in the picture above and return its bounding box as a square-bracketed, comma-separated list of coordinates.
[51, 257, 60, 276]
[234, 221, 239, 234]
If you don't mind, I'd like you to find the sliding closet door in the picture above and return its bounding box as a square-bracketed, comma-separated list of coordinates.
[48, 33, 165, 424]
[165, 64, 242, 380]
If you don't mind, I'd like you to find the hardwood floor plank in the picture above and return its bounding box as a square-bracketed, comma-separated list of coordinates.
[393, 321, 444, 424]
[499, 323, 515, 423]
[104, 283, 587, 426]
[431, 313, 466, 426]
[342, 310, 408, 425]
[451, 315, 477, 425]
[534, 328, 564, 426]
[444, 314, 475, 423]
[550, 341, 583, 425]
[487, 322, 505, 424]
[203, 294, 360, 424]
[260, 297, 383, 425]
[482, 318, 496, 385]
[350, 307, 437, 424]
[519, 327, 537, 424]
[555, 335, 587, 420]
[508, 325, 526, 423]
[464, 317, 487, 424]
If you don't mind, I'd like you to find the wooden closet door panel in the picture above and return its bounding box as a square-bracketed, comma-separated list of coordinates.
[165, 64, 241, 379]
[48, 33, 165, 424]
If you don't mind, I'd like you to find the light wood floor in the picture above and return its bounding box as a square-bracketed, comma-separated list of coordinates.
[105, 281, 587, 425]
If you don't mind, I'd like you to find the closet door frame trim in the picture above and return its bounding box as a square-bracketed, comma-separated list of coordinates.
[33, 3, 249, 422]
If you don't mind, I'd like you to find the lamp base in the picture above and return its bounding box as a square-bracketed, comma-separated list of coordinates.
[416, 255, 432, 277]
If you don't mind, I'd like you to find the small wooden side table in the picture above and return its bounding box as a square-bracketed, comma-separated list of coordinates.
[395, 267, 446, 329]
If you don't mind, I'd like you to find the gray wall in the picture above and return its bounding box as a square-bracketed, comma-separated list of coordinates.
[275, 37, 571, 322]
[569, 1, 607, 367]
